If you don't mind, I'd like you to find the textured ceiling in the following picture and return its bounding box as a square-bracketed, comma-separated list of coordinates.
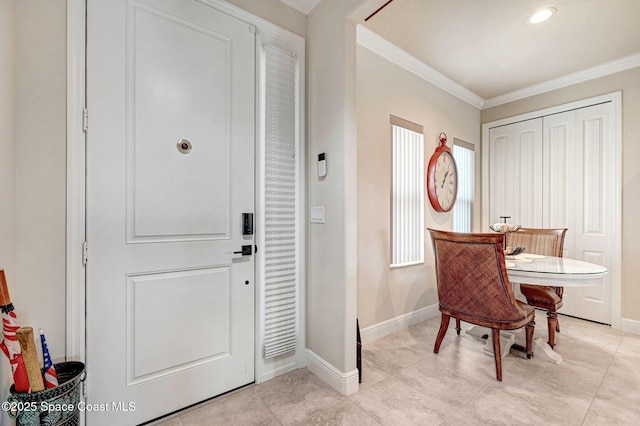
[360, 0, 640, 100]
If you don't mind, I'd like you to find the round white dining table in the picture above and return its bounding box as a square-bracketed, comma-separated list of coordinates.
[468, 255, 608, 364]
[506, 254, 608, 287]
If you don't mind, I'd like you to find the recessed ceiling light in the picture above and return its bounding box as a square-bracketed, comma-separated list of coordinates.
[530, 7, 556, 24]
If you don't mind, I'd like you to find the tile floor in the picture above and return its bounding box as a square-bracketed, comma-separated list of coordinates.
[153, 314, 640, 425]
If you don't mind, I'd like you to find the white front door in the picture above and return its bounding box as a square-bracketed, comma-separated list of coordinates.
[86, 0, 255, 424]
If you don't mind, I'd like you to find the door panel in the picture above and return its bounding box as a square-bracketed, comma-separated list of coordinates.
[542, 114, 572, 230]
[127, 267, 231, 382]
[87, 0, 255, 424]
[130, 5, 232, 240]
[488, 118, 543, 227]
[560, 104, 613, 323]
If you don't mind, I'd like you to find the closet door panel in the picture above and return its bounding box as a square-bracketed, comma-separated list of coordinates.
[488, 125, 513, 225]
[542, 112, 574, 251]
[488, 118, 543, 227]
[484, 96, 618, 326]
[561, 103, 613, 324]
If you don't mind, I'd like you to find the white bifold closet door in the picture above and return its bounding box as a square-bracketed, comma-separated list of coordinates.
[486, 101, 616, 325]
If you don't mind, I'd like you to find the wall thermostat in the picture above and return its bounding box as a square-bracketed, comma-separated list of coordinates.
[318, 153, 326, 177]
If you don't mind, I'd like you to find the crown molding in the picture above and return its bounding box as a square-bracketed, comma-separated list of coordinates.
[277, 0, 323, 15]
[197, 0, 305, 50]
[356, 25, 640, 110]
[483, 53, 640, 109]
[356, 25, 485, 109]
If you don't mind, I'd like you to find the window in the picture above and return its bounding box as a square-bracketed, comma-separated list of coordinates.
[453, 139, 475, 233]
[390, 116, 424, 267]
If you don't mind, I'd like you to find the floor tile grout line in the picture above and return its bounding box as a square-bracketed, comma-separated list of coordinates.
[577, 334, 625, 426]
[154, 315, 638, 425]
[251, 386, 285, 425]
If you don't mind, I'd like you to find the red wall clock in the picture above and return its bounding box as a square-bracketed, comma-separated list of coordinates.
[427, 132, 458, 212]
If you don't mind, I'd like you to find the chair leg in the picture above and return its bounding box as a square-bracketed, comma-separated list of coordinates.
[492, 329, 502, 381]
[547, 311, 558, 348]
[556, 320, 561, 333]
[434, 313, 450, 354]
[525, 320, 535, 359]
[455, 318, 461, 335]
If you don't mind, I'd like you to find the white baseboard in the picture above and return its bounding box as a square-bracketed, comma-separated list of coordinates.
[259, 359, 299, 384]
[621, 317, 640, 335]
[305, 349, 359, 396]
[360, 304, 440, 344]
[303, 310, 637, 396]
[303, 306, 441, 396]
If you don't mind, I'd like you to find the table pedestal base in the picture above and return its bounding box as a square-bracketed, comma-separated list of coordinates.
[465, 326, 562, 364]
[465, 326, 516, 358]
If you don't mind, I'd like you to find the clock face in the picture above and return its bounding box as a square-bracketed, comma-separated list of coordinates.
[433, 151, 457, 211]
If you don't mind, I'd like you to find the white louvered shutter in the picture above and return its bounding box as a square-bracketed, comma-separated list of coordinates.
[453, 141, 475, 233]
[391, 117, 424, 267]
[263, 44, 298, 358]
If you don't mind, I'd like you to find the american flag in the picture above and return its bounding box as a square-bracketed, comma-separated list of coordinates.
[2, 309, 30, 392]
[1, 270, 30, 392]
[39, 329, 58, 388]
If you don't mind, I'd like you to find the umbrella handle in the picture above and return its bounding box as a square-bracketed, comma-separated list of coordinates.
[6, 395, 20, 419]
[1, 269, 11, 307]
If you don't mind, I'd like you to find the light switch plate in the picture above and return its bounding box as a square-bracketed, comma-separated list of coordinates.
[310, 206, 325, 224]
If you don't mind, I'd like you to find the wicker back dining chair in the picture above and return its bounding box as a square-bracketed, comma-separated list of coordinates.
[428, 229, 535, 381]
[506, 228, 568, 348]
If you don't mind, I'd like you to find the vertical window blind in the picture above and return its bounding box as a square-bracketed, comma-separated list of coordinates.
[262, 44, 299, 359]
[391, 116, 424, 267]
[453, 140, 475, 233]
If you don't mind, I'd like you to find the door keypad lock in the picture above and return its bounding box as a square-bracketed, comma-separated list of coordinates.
[243, 213, 253, 235]
[234, 245, 252, 256]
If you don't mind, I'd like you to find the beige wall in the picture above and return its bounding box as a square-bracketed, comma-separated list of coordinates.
[306, 0, 363, 379]
[481, 67, 640, 322]
[0, 0, 17, 421]
[14, 0, 67, 347]
[0, 0, 16, 277]
[356, 46, 481, 329]
[0, 0, 67, 421]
